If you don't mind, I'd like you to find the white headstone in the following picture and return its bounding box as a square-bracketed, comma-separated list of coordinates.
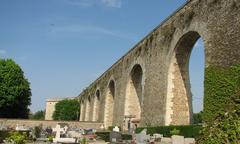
[113, 126, 120, 132]
[184, 138, 195, 144]
[161, 137, 172, 144]
[172, 135, 185, 144]
[15, 124, 29, 131]
[136, 131, 151, 144]
[64, 125, 68, 133]
[52, 124, 65, 139]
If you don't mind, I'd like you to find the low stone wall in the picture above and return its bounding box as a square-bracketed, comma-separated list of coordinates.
[0, 119, 103, 130]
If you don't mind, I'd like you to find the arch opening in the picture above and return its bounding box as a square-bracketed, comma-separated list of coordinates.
[93, 89, 100, 121]
[104, 80, 115, 127]
[124, 64, 143, 129]
[166, 31, 205, 125]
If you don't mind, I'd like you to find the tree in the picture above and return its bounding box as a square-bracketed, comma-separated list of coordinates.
[193, 111, 203, 124]
[30, 110, 45, 120]
[0, 59, 31, 118]
[53, 99, 80, 121]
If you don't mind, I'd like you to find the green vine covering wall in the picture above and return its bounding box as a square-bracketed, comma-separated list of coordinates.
[204, 65, 240, 123]
[198, 91, 240, 143]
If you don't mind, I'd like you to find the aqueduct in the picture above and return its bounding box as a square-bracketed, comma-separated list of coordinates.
[79, 0, 240, 128]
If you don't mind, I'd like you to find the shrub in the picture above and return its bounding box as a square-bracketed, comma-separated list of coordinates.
[170, 128, 180, 135]
[122, 134, 132, 140]
[95, 132, 109, 142]
[95, 132, 132, 142]
[135, 125, 202, 138]
[33, 125, 42, 138]
[6, 131, 27, 144]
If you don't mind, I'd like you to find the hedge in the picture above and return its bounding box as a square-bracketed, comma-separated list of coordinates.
[135, 125, 202, 138]
[95, 132, 132, 142]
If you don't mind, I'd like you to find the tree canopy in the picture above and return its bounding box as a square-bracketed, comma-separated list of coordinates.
[53, 99, 80, 121]
[0, 59, 31, 118]
[30, 110, 45, 120]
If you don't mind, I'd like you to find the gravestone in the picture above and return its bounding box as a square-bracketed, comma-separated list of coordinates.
[15, 124, 29, 131]
[110, 131, 122, 143]
[135, 129, 150, 144]
[172, 135, 184, 144]
[153, 133, 163, 142]
[160, 137, 171, 144]
[52, 124, 65, 139]
[52, 124, 76, 143]
[184, 138, 195, 144]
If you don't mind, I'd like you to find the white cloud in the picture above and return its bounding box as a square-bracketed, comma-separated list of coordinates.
[0, 49, 7, 55]
[102, 0, 121, 8]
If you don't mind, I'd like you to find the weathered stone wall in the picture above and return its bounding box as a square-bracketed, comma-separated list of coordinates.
[0, 119, 103, 129]
[79, 0, 240, 127]
[45, 98, 63, 120]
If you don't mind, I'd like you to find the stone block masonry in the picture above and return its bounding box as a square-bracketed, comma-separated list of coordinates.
[78, 0, 240, 128]
[0, 119, 103, 130]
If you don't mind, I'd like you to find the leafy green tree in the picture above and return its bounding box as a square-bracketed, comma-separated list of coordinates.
[30, 110, 45, 120]
[0, 59, 31, 118]
[193, 111, 203, 124]
[53, 99, 80, 121]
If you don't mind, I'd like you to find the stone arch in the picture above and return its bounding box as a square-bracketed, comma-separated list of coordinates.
[124, 64, 144, 120]
[85, 96, 91, 121]
[104, 79, 115, 128]
[92, 89, 101, 121]
[165, 31, 205, 125]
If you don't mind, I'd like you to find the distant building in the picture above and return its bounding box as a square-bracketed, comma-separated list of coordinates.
[45, 97, 76, 120]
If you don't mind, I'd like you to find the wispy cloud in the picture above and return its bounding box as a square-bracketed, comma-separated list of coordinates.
[65, 0, 122, 8]
[50, 25, 137, 40]
[66, 0, 94, 7]
[102, 0, 121, 8]
[0, 49, 7, 55]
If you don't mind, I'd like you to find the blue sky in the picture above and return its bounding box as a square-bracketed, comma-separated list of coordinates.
[0, 0, 204, 113]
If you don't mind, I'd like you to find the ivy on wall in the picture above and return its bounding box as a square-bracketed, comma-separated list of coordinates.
[204, 65, 240, 123]
[197, 91, 240, 143]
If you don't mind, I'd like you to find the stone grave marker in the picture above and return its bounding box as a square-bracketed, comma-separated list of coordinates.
[135, 129, 150, 144]
[110, 131, 122, 143]
[52, 124, 77, 143]
[153, 133, 163, 142]
[52, 124, 65, 139]
[160, 137, 172, 144]
[172, 135, 184, 144]
[184, 138, 195, 144]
